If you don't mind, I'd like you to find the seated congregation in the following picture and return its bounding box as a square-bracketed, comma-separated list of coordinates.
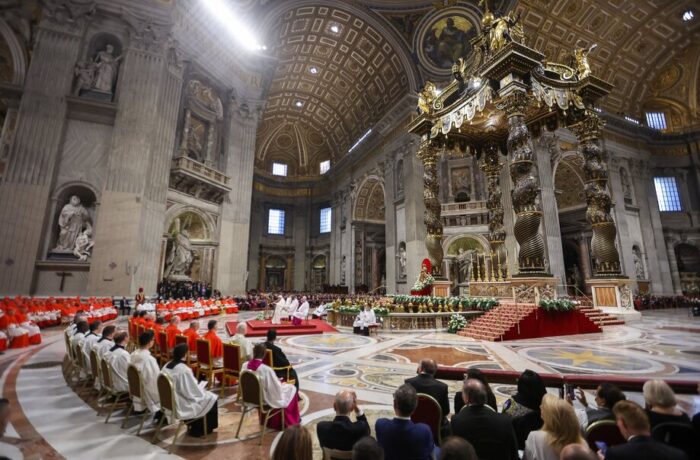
[64, 310, 700, 460]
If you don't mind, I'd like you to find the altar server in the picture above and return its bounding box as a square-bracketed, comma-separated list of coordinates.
[129, 330, 161, 414]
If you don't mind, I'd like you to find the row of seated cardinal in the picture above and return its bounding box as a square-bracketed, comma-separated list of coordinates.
[270, 359, 699, 460]
[132, 298, 238, 320]
[0, 297, 116, 351]
[67, 312, 303, 438]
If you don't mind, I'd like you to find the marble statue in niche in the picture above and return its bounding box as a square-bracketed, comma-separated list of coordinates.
[456, 248, 476, 283]
[340, 255, 347, 284]
[74, 44, 122, 101]
[397, 242, 407, 280]
[395, 160, 404, 195]
[53, 196, 92, 254]
[620, 167, 633, 203]
[164, 217, 195, 280]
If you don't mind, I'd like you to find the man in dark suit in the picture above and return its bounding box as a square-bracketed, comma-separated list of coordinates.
[264, 328, 299, 392]
[451, 379, 519, 460]
[317, 390, 370, 452]
[376, 384, 434, 460]
[405, 358, 450, 438]
[604, 400, 687, 460]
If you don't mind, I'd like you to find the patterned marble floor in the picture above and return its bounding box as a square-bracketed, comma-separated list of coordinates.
[1, 309, 699, 459]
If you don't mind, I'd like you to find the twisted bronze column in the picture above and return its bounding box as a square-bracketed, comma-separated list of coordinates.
[417, 140, 443, 276]
[501, 91, 548, 275]
[570, 112, 622, 277]
[481, 141, 507, 278]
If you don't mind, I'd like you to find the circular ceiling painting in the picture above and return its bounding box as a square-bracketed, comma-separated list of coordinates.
[417, 8, 479, 75]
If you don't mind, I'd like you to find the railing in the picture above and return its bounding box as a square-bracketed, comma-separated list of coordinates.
[435, 366, 698, 394]
[560, 283, 594, 306]
[441, 201, 489, 227]
[171, 155, 231, 188]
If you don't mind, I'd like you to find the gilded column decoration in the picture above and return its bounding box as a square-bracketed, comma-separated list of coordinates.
[417, 140, 443, 276]
[481, 140, 507, 278]
[501, 91, 548, 275]
[570, 111, 622, 277]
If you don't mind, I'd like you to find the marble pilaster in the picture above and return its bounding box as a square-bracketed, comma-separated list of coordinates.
[0, 21, 84, 294]
[534, 134, 566, 291]
[402, 139, 426, 287]
[607, 158, 634, 277]
[630, 160, 675, 294]
[88, 41, 175, 296]
[216, 100, 259, 295]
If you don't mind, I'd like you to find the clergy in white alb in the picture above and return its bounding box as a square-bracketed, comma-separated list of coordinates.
[313, 302, 329, 319]
[291, 296, 309, 326]
[130, 330, 161, 413]
[161, 343, 218, 437]
[106, 332, 130, 393]
[353, 305, 377, 336]
[80, 321, 103, 376]
[94, 325, 116, 360]
[271, 295, 287, 325]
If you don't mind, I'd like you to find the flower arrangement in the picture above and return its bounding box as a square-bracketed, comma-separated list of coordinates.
[447, 314, 467, 333]
[255, 312, 265, 321]
[372, 306, 390, 317]
[539, 298, 576, 312]
[338, 305, 361, 315]
[411, 272, 434, 291]
[389, 295, 498, 312]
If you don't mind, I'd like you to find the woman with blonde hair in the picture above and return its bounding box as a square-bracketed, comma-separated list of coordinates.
[643, 379, 692, 429]
[524, 394, 588, 460]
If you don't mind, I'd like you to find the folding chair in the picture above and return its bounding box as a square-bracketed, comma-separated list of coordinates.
[235, 370, 284, 445]
[153, 373, 208, 452]
[196, 339, 223, 390]
[100, 359, 130, 423]
[157, 331, 170, 366]
[411, 393, 443, 446]
[263, 349, 296, 385]
[122, 365, 153, 435]
[222, 343, 241, 397]
[585, 419, 626, 452]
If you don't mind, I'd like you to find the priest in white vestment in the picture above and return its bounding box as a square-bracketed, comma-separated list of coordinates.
[291, 296, 309, 326]
[80, 321, 103, 375]
[312, 302, 329, 319]
[95, 325, 116, 360]
[129, 330, 161, 414]
[70, 321, 89, 376]
[242, 343, 300, 430]
[106, 332, 130, 393]
[353, 305, 377, 336]
[271, 295, 288, 325]
[162, 343, 218, 437]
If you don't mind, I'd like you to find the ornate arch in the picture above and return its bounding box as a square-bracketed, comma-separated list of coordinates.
[353, 176, 385, 223]
[0, 18, 27, 85]
[442, 233, 489, 255]
[553, 151, 586, 211]
[163, 205, 217, 242]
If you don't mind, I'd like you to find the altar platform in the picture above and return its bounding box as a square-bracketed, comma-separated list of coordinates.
[225, 319, 338, 337]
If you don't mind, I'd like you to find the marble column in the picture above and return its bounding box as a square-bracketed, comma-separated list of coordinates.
[402, 139, 426, 286]
[570, 113, 622, 277]
[577, 234, 593, 293]
[89, 37, 180, 296]
[630, 159, 675, 294]
[214, 98, 259, 295]
[500, 155, 518, 276]
[534, 134, 566, 290]
[383, 151, 397, 293]
[417, 140, 443, 276]
[664, 237, 683, 294]
[481, 141, 507, 277]
[503, 91, 549, 275]
[0, 17, 84, 294]
[293, 204, 309, 290]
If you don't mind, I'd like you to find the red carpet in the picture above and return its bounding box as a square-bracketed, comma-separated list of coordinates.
[225, 319, 338, 337]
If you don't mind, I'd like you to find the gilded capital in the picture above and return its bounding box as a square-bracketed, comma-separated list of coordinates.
[498, 91, 530, 117]
[570, 112, 605, 141]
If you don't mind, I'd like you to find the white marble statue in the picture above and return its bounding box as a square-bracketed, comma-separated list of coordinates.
[73, 228, 95, 261]
[93, 44, 122, 93]
[397, 244, 407, 279]
[54, 195, 91, 252]
[164, 218, 195, 280]
[456, 248, 475, 283]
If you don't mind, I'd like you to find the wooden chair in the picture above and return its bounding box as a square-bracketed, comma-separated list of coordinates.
[100, 359, 129, 423]
[64, 332, 80, 384]
[89, 349, 105, 399]
[75, 344, 92, 388]
[127, 320, 138, 352]
[411, 393, 443, 446]
[222, 343, 241, 397]
[322, 447, 354, 460]
[585, 419, 626, 453]
[157, 331, 170, 366]
[153, 372, 209, 452]
[196, 339, 223, 390]
[121, 365, 152, 435]
[235, 370, 284, 445]
[263, 349, 296, 385]
[175, 334, 197, 370]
